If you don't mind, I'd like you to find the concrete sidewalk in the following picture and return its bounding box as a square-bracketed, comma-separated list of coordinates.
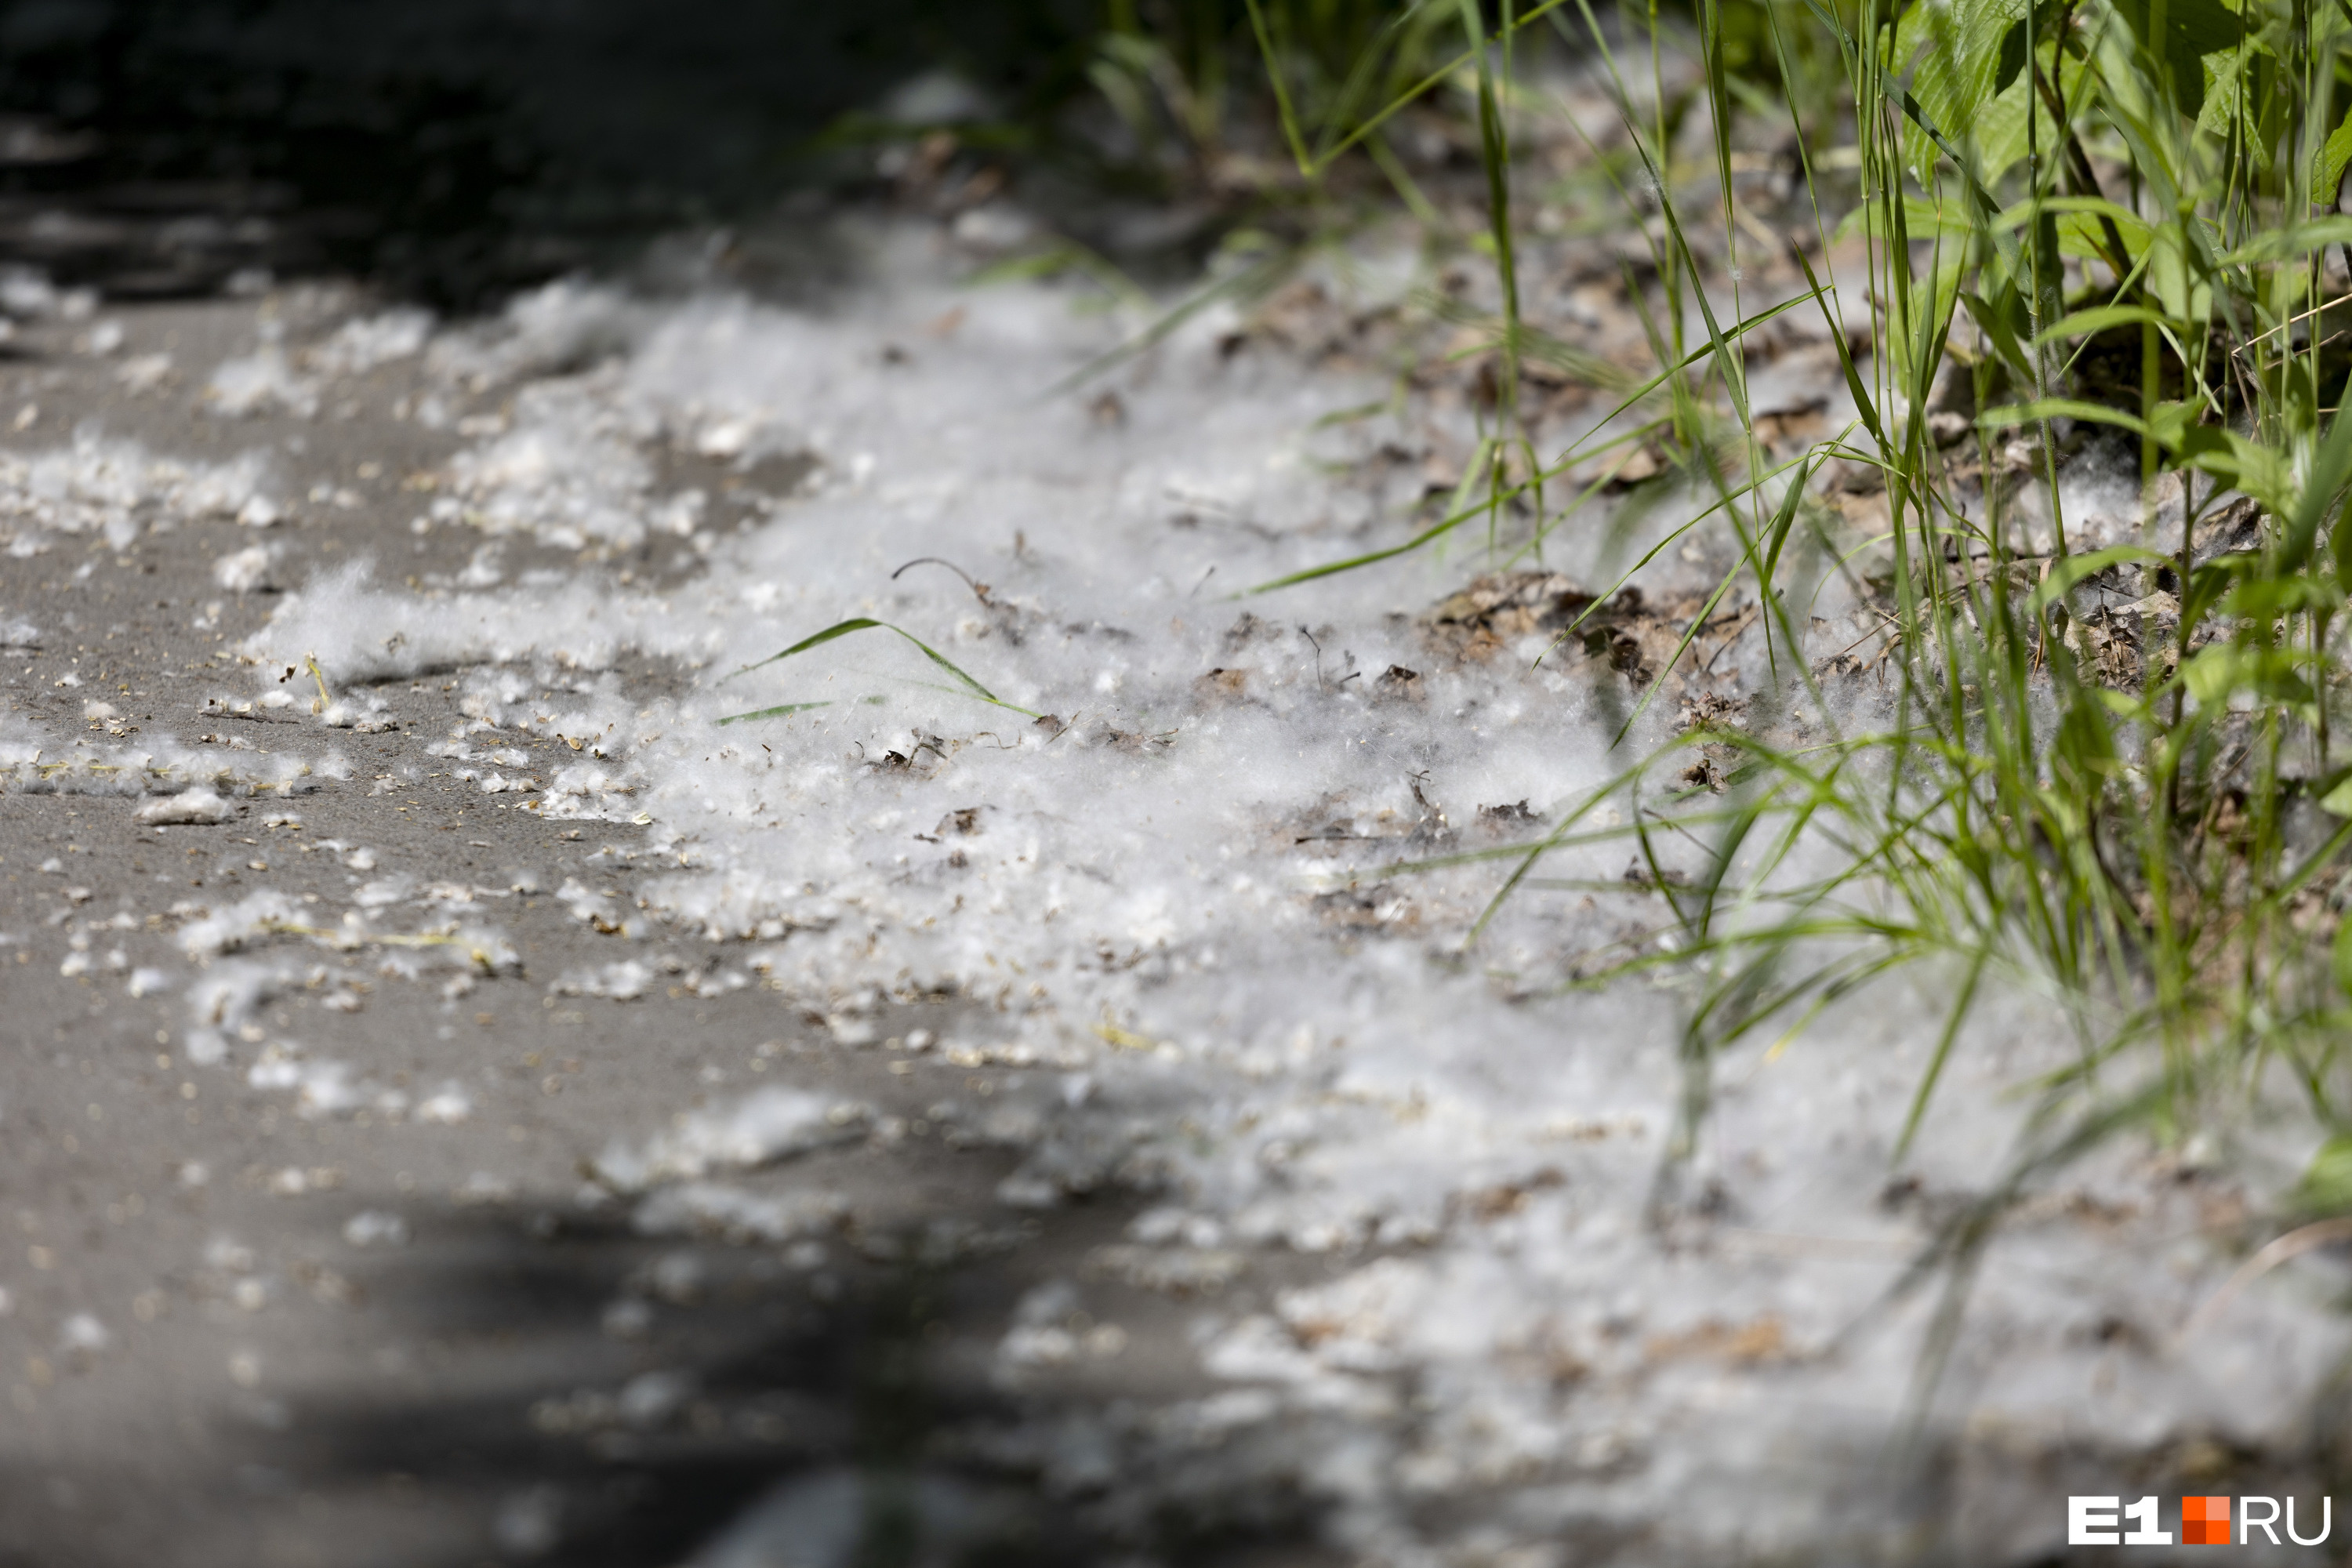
[0, 285, 1327, 1568]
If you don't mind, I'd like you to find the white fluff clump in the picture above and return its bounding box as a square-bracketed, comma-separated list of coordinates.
[137, 788, 232, 826]
[0, 431, 276, 554]
[212, 544, 274, 593]
[224, 234, 2352, 1560]
[593, 1087, 872, 1192]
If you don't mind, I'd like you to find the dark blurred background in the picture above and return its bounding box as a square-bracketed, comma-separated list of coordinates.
[0, 0, 1113, 305]
[0, 0, 1557, 307]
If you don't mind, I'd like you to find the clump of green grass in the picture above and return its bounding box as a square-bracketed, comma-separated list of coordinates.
[1195, 0, 2352, 1367]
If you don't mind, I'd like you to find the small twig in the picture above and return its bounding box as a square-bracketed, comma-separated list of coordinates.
[891, 557, 991, 604]
[1697, 603, 1762, 674]
[1830, 609, 1900, 662]
[2176, 1217, 2352, 1345]
[2235, 292, 2352, 354]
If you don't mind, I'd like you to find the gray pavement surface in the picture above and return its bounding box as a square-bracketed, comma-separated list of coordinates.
[0, 289, 1333, 1568]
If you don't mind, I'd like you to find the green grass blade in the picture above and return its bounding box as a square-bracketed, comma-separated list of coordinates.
[1247, 294, 1823, 594]
[724, 618, 1036, 717]
[1895, 943, 1992, 1162]
[2283, 368, 2352, 572]
[1978, 397, 2152, 438]
[1787, 243, 1888, 448]
[716, 701, 833, 726]
[1242, 0, 1316, 176]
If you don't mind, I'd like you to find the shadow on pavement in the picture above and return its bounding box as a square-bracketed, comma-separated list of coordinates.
[0, 1192, 1337, 1568]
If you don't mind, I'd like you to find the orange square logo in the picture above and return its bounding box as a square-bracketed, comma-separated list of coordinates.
[2182, 1495, 2231, 1545]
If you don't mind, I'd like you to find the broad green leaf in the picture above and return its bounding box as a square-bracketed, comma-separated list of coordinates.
[2053, 212, 2148, 263]
[2336, 469, 2352, 591]
[2318, 103, 2352, 202]
[2034, 303, 2176, 349]
[2146, 219, 2214, 327]
[1959, 286, 2033, 378]
[1991, 194, 2155, 238]
[1967, 71, 2034, 183]
[2283, 370, 2352, 573]
[2302, 1133, 2352, 1207]
[1877, 81, 2027, 285]
[2026, 546, 2170, 610]
[2182, 643, 2316, 707]
[1896, 0, 2029, 182]
[2324, 779, 2352, 820]
[2223, 575, 2343, 619]
[1975, 194, 2155, 267]
[2183, 432, 2295, 515]
[2182, 553, 2263, 644]
[2147, 400, 2212, 452]
[1899, 257, 1969, 396]
[2109, 0, 2245, 118]
[1832, 193, 1975, 245]
[2056, 688, 2122, 775]
[2179, 645, 2243, 706]
[2219, 217, 2352, 266]
[1979, 397, 2149, 437]
[2195, 42, 2280, 148]
[1995, 14, 2031, 93]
